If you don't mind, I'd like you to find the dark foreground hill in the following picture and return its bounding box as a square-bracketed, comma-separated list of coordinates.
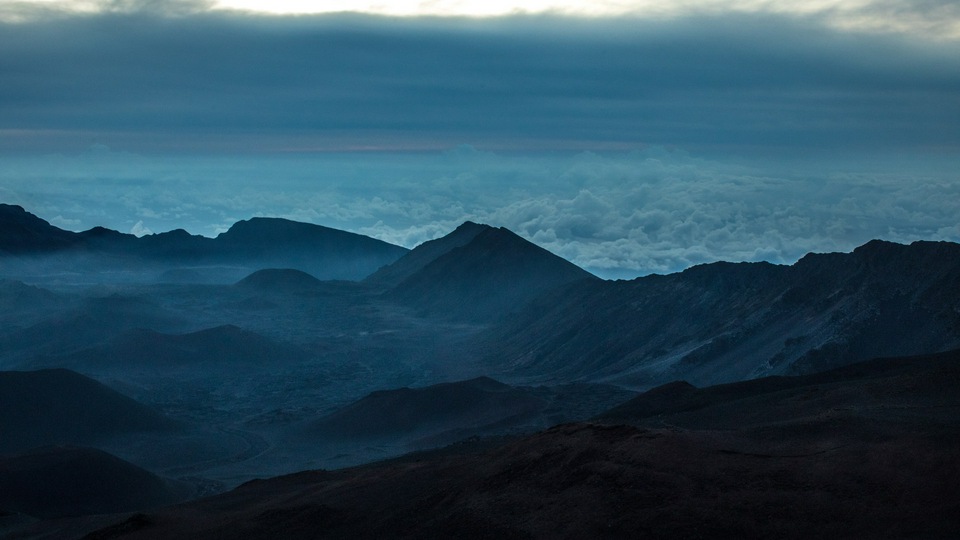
[379, 222, 596, 321]
[481, 239, 960, 387]
[0, 446, 190, 519]
[0, 369, 174, 453]
[0, 205, 407, 282]
[79, 350, 960, 539]
[303, 377, 549, 446]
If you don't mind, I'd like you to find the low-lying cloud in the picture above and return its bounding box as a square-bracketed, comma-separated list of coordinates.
[3, 147, 958, 278]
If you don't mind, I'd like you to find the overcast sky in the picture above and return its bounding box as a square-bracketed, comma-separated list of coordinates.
[1, 1, 958, 278]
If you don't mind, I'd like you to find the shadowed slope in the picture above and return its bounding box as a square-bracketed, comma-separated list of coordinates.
[364, 221, 488, 288]
[481, 239, 960, 386]
[81, 351, 960, 540]
[0, 204, 77, 254]
[386, 224, 596, 321]
[0, 446, 191, 519]
[0, 369, 174, 453]
[305, 377, 548, 443]
[599, 348, 960, 429]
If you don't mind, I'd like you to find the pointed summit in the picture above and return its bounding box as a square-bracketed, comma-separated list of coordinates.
[365, 221, 490, 287]
[382, 222, 596, 321]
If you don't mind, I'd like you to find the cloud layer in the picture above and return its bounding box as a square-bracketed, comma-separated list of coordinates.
[3, 148, 958, 278]
[1, 10, 957, 278]
[1, 12, 958, 155]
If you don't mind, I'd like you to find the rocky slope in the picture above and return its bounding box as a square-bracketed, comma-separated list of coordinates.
[79, 349, 960, 539]
[480, 239, 960, 387]
[381, 223, 597, 321]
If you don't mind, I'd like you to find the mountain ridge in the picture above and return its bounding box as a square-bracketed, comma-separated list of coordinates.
[0, 205, 408, 282]
[479, 238, 960, 388]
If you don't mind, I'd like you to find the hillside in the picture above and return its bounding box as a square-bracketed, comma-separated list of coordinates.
[364, 221, 489, 288]
[0, 369, 174, 453]
[0, 446, 190, 519]
[480, 239, 960, 387]
[303, 377, 548, 445]
[385, 223, 596, 321]
[79, 350, 960, 539]
[0, 204, 78, 254]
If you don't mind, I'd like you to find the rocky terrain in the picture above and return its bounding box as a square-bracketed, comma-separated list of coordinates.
[1, 206, 958, 537]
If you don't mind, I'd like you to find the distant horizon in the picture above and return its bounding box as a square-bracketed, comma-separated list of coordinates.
[2, 3, 958, 280]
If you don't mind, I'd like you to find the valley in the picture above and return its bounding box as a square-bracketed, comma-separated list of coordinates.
[1, 204, 958, 538]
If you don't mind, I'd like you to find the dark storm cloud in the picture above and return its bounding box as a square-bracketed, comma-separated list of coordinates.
[1, 12, 958, 153]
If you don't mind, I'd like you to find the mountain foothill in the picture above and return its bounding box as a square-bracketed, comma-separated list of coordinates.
[1, 203, 958, 538]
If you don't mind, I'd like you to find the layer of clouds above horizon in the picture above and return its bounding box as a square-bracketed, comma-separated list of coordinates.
[1, 4, 959, 278]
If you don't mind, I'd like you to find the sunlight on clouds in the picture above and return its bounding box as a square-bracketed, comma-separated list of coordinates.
[209, 0, 960, 39]
[3, 0, 957, 39]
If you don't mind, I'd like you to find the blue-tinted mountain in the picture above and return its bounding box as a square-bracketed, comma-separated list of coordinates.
[0, 204, 78, 254]
[235, 268, 325, 292]
[0, 205, 408, 281]
[382, 223, 597, 321]
[364, 221, 489, 287]
[0, 446, 190, 519]
[0, 369, 174, 453]
[481, 239, 960, 387]
[211, 217, 407, 279]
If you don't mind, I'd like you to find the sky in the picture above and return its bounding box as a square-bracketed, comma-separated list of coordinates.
[1, 0, 959, 278]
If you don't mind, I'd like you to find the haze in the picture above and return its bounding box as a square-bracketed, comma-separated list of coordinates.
[1, 0, 959, 278]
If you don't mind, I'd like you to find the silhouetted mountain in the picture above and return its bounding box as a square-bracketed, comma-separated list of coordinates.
[236, 268, 324, 292]
[211, 217, 407, 280]
[0, 369, 174, 453]
[385, 223, 596, 321]
[34, 325, 310, 373]
[0, 206, 408, 282]
[364, 221, 488, 287]
[80, 350, 960, 540]
[305, 377, 548, 445]
[481, 239, 960, 387]
[0, 446, 190, 519]
[0, 204, 78, 254]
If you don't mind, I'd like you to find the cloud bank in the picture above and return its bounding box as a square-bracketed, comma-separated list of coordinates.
[3, 148, 958, 278]
[1, 12, 958, 155]
[0, 9, 957, 278]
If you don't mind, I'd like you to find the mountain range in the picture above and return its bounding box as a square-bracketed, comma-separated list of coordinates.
[2, 205, 959, 538]
[0, 204, 407, 282]
[479, 238, 960, 388]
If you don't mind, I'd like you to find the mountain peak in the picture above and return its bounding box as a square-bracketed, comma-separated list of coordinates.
[385, 222, 596, 321]
[365, 220, 493, 287]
